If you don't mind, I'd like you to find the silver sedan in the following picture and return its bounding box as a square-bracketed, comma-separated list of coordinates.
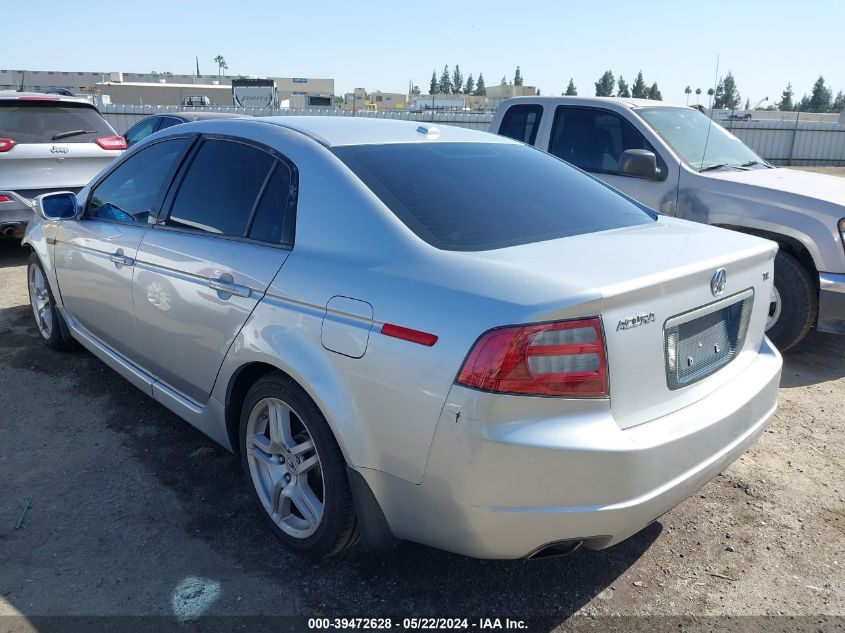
[23, 116, 782, 558]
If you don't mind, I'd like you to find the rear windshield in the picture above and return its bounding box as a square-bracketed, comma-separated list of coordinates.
[0, 101, 114, 144]
[333, 142, 656, 251]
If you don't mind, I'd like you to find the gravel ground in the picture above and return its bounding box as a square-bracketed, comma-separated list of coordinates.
[0, 229, 843, 629]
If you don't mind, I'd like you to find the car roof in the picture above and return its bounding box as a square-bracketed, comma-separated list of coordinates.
[0, 91, 96, 106]
[502, 95, 684, 109]
[157, 111, 245, 122]
[251, 115, 514, 148]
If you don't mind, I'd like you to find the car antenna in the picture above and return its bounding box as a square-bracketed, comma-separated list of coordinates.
[699, 53, 720, 171]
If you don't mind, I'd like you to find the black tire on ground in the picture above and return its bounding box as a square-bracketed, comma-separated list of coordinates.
[239, 372, 359, 557]
[766, 251, 817, 351]
[27, 253, 73, 351]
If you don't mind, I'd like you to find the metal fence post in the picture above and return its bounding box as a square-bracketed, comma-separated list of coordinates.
[787, 110, 800, 166]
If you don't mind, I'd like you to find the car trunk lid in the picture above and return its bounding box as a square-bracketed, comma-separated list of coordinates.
[460, 217, 777, 429]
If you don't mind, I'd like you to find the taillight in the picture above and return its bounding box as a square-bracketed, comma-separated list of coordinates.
[0, 138, 15, 152]
[456, 317, 607, 397]
[0, 195, 12, 203]
[95, 136, 127, 151]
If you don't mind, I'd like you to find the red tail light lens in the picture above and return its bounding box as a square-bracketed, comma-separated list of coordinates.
[0, 138, 15, 152]
[95, 136, 127, 151]
[457, 317, 607, 397]
[0, 195, 12, 203]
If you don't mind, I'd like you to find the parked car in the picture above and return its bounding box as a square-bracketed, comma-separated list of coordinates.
[182, 95, 212, 107]
[491, 96, 845, 350]
[24, 117, 782, 559]
[0, 92, 125, 239]
[123, 112, 243, 147]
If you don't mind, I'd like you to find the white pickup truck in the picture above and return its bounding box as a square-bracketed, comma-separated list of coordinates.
[490, 96, 845, 350]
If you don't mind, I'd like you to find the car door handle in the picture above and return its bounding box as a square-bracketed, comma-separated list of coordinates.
[208, 278, 251, 299]
[108, 251, 134, 267]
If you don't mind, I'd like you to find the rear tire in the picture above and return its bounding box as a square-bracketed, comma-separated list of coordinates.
[239, 373, 358, 557]
[766, 251, 816, 351]
[27, 253, 72, 351]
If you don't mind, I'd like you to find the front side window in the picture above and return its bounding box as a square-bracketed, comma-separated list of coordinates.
[86, 138, 191, 224]
[549, 107, 653, 174]
[637, 106, 764, 171]
[498, 104, 543, 145]
[334, 142, 655, 251]
[167, 139, 274, 238]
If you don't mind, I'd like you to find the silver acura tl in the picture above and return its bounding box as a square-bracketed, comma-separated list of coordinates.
[23, 117, 782, 559]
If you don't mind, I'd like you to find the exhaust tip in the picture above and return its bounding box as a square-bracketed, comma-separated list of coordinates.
[526, 539, 584, 560]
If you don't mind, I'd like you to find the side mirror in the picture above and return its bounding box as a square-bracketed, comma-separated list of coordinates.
[34, 192, 79, 221]
[619, 149, 661, 180]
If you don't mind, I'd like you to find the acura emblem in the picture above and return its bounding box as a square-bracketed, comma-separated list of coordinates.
[711, 268, 727, 296]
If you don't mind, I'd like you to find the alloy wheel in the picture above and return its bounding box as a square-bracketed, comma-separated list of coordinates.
[28, 264, 53, 340]
[766, 285, 782, 331]
[245, 397, 325, 539]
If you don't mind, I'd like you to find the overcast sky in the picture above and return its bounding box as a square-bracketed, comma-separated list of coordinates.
[6, 0, 844, 104]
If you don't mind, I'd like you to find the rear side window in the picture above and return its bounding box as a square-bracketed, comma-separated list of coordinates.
[334, 142, 655, 251]
[87, 138, 191, 224]
[167, 139, 275, 239]
[124, 117, 158, 147]
[248, 163, 295, 245]
[498, 104, 543, 145]
[0, 102, 114, 143]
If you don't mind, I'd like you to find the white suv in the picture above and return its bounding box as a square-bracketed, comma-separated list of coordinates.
[0, 92, 125, 238]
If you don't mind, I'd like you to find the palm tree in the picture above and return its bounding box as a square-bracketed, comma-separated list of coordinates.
[684, 85, 692, 105]
[695, 87, 702, 105]
[213, 55, 228, 78]
[707, 87, 715, 109]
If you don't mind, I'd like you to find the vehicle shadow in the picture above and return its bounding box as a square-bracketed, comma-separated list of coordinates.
[0, 240, 28, 269]
[779, 329, 845, 388]
[0, 300, 659, 626]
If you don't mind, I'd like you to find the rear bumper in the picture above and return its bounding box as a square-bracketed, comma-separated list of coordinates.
[0, 191, 34, 237]
[818, 272, 845, 334]
[360, 338, 782, 559]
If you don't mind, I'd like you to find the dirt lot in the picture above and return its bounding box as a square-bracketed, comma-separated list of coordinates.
[0, 231, 843, 629]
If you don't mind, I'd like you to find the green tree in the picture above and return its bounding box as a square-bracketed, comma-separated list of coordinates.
[564, 78, 577, 96]
[695, 87, 702, 104]
[514, 66, 523, 86]
[745, 98, 751, 110]
[778, 83, 794, 111]
[464, 74, 475, 96]
[594, 70, 615, 97]
[714, 72, 740, 109]
[213, 55, 228, 78]
[808, 76, 832, 112]
[451, 65, 463, 94]
[707, 87, 715, 107]
[617, 76, 630, 98]
[474, 73, 486, 96]
[648, 82, 662, 101]
[631, 71, 648, 98]
[833, 91, 845, 111]
[429, 70, 439, 95]
[500, 75, 508, 85]
[797, 94, 811, 111]
[439, 65, 453, 95]
[684, 85, 692, 104]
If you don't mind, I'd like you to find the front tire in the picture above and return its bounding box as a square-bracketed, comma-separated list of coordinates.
[27, 253, 72, 351]
[765, 251, 817, 351]
[239, 373, 358, 557]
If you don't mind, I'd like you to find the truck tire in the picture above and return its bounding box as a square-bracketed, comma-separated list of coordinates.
[766, 251, 816, 351]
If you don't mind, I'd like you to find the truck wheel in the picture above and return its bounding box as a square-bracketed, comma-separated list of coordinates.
[765, 251, 816, 351]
